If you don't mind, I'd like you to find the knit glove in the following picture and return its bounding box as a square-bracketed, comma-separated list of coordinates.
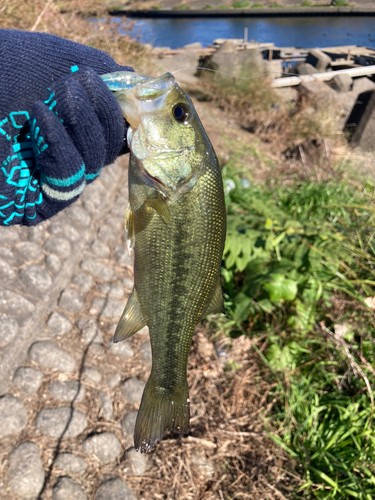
[0, 29, 133, 226]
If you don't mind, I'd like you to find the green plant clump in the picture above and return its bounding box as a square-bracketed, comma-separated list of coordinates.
[232, 0, 249, 7]
[333, 0, 350, 5]
[269, 2, 283, 6]
[220, 165, 375, 498]
[203, 3, 213, 8]
[173, 3, 191, 9]
[301, 0, 312, 5]
[251, 2, 263, 6]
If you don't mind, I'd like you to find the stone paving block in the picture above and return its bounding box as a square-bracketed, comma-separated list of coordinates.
[35, 407, 87, 438]
[80, 259, 115, 281]
[88, 343, 105, 357]
[8, 441, 45, 498]
[82, 432, 122, 463]
[54, 453, 88, 474]
[140, 342, 152, 364]
[48, 222, 80, 242]
[82, 366, 102, 385]
[0, 316, 18, 347]
[0, 287, 35, 321]
[13, 242, 44, 263]
[65, 205, 91, 227]
[126, 447, 149, 476]
[98, 391, 113, 420]
[114, 245, 133, 266]
[20, 264, 52, 296]
[80, 320, 103, 345]
[105, 216, 124, 232]
[121, 276, 134, 290]
[72, 273, 93, 293]
[29, 341, 76, 372]
[0, 226, 19, 245]
[123, 378, 145, 403]
[97, 283, 124, 299]
[59, 288, 85, 313]
[98, 225, 118, 247]
[106, 372, 121, 389]
[27, 225, 44, 243]
[91, 298, 124, 319]
[44, 238, 72, 260]
[45, 254, 62, 274]
[0, 258, 16, 282]
[109, 340, 134, 360]
[47, 312, 73, 336]
[52, 476, 87, 500]
[0, 246, 17, 265]
[13, 367, 43, 395]
[91, 240, 111, 258]
[0, 395, 27, 437]
[95, 477, 136, 500]
[48, 380, 85, 402]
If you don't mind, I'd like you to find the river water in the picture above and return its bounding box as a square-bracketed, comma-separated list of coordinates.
[117, 16, 375, 50]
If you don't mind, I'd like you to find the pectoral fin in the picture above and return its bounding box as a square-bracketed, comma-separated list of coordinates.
[202, 276, 225, 318]
[146, 196, 170, 224]
[113, 288, 146, 343]
[124, 202, 135, 250]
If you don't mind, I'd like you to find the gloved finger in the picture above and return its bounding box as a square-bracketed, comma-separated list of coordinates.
[30, 100, 87, 207]
[48, 76, 106, 180]
[70, 66, 127, 164]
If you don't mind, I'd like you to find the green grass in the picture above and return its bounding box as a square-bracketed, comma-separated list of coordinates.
[301, 1, 312, 5]
[173, 3, 190, 9]
[269, 2, 283, 6]
[218, 162, 375, 499]
[232, 0, 249, 7]
[251, 2, 263, 6]
[203, 3, 213, 7]
[333, 0, 351, 5]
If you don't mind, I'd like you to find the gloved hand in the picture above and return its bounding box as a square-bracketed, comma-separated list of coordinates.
[0, 29, 133, 226]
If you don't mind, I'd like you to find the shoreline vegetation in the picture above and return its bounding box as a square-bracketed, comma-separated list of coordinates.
[1, 1, 375, 499]
[104, 0, 375, 16]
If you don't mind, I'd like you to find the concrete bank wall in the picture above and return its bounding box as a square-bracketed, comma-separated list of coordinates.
[110, 6, 375, 17]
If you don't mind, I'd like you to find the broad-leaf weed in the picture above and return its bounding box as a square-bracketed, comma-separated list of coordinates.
[220, 164, 375, 498]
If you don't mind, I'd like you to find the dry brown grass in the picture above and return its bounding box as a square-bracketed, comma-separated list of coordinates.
[192, 69, 346, 182]
[128, 330, 300, 500]
[0, 0, 149, 68]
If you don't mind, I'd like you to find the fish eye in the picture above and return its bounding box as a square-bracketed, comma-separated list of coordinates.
[172, 103, 189, 122]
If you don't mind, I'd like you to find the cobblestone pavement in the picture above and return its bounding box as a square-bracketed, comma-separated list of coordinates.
[0, 156, 153, 499]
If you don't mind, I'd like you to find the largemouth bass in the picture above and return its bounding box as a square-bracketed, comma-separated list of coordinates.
[102, 71, 226, 453]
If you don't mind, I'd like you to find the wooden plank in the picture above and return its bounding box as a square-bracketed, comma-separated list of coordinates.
[271, 65, 375, 88]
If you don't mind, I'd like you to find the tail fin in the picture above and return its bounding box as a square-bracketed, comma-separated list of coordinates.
[134, 378, 190, 453]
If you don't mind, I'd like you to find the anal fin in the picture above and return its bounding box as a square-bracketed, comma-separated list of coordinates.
[202, 275, 225, 319]
[113, 288, 146, 343]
